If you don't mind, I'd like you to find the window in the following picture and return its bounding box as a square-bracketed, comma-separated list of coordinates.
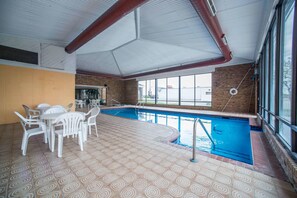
[265, 42, 270, 120]
[146, 80, 156, 104]
[270, 21, 277, 127]
[279, 0, 294, 146]
[137, 73, 212, 106]
[138, 81, 146, 102]
[195, 73, 212, 107]
[181, 75, 194, 106]
[157, 78, 167, 104]
[261, 57, 265, 116]
[167, 77, 179, 105]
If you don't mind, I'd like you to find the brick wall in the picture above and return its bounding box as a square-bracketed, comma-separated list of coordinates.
[124, 79, 138, 104]
[75, 74, 125, 106]
[212, 64, 255, 113]
[76, 63, 256, 114]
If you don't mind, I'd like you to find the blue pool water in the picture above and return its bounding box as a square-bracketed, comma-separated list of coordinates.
[101, 108, 253, 164]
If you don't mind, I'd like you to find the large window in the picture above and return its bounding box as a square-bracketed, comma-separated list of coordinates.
[258, 0, 296, 151]
[167, 77, 179, 105]
[157, 78, 167, 104]
[279, 0, 295, 146]
[264, 43, 270, 120]
[138, 81, 146, 102]
[138, 73, 212, 106]
[146, 80, 156, 104]
[269, 21, 277, 127]
[195, 73, 212, 107]
[181, 75, 194, 106]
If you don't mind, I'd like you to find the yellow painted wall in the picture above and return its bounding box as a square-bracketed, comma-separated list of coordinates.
[0, 64, 75, 124]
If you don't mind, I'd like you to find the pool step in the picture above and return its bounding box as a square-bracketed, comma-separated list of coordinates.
[249, 118, 262, 132]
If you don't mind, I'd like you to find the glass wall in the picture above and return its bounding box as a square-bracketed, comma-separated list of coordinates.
[138, 81, 146, 102]
[146, 80, 156, 104]
[138, 73, 212, 107]
[279, 0, 295, 145]
[195, 73, 212, 107]
[157, 78, 167, 104]
[258, 0, 296, 150]
[167, 77, 179, 105]
[181, 75, 195, 106]
[270, 21, 277, 128]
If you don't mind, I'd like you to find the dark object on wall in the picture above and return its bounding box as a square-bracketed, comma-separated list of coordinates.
[0, 45, 38, 64]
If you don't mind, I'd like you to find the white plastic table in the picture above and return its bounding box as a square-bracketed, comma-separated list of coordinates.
[36, 106, 51, 114]
[40, 112, 87, 152]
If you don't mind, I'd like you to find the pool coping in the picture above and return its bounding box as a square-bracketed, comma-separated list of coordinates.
[101, 105, 257, 119]
[99, 106, 287, 181]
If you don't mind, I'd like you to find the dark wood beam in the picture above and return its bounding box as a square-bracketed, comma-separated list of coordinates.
[65, 0, 148, 54]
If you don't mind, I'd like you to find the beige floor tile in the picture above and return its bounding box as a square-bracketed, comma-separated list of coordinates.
[0, 113, 296, 197]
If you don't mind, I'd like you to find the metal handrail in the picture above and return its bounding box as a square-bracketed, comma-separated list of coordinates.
[190, 118, 215, 163]
[111, 99, 121, 106]
[136, 102, 144, 108]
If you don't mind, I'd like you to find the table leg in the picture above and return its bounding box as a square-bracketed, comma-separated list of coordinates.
[48, 120, 55, 152]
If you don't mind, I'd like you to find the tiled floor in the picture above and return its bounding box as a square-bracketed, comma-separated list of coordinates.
[0, 113, 296, 197]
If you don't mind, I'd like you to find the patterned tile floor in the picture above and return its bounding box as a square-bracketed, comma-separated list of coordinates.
[0, 113, 296, 197]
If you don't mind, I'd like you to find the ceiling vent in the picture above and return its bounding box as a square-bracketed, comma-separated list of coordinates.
[206, 0, 217, 16]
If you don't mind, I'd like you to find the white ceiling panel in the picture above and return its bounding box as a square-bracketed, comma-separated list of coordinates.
[214, 0, 266, 60]
[140, 0, 220, 54]
[113, 39, 221, 75]
[77, 12, 136, 54]
[0, 0, 272, 78]
[0, 33, 40, 52]
[77, 51, 121, 75]
[0, 0, 117, 42]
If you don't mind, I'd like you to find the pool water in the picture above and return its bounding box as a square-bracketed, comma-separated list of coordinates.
[101, 108, 253, 164]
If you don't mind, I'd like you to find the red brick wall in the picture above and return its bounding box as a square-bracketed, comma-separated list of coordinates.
[212, 64, 255, 113]
[75, 74, 125, 106]
[124, 79, 138, 105]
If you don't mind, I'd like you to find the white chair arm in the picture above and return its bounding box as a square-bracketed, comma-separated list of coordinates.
[87, 115, 97, 125]
[29, 109, 40, 115]
[85, 110, 91, 117]
[26, 119, 46, 129]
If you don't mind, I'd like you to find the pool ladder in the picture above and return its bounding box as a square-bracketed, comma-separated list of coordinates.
[111, 99, 121, 106]
[190, 118, 216, 163]
[135, 102, 144, 111]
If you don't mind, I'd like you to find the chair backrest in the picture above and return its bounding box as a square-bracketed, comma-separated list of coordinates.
[15, 112, 28, 132]
[52, 105, 65, 109]
[87, 107, 100, 124]
[53, 112, 84, 137]
[22, 104, 30, 118]
[37, 103, 50, 108]
[44, 107, 66, 114]
[67, 103, 73, 109]
[66, 103, 73, 112]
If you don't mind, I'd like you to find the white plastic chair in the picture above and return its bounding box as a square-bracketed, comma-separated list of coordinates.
[37, 103, 50, 108]
[15, 112, 47, 156]
[52, 112, 85, 157]
[75, 100, 84, 109]
[22, 104, 40, 120]
[85, 107, 100, 137]
[88, 99, 100, 110]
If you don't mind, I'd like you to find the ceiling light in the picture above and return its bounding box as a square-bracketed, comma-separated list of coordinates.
[206, 0, 217, 16]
